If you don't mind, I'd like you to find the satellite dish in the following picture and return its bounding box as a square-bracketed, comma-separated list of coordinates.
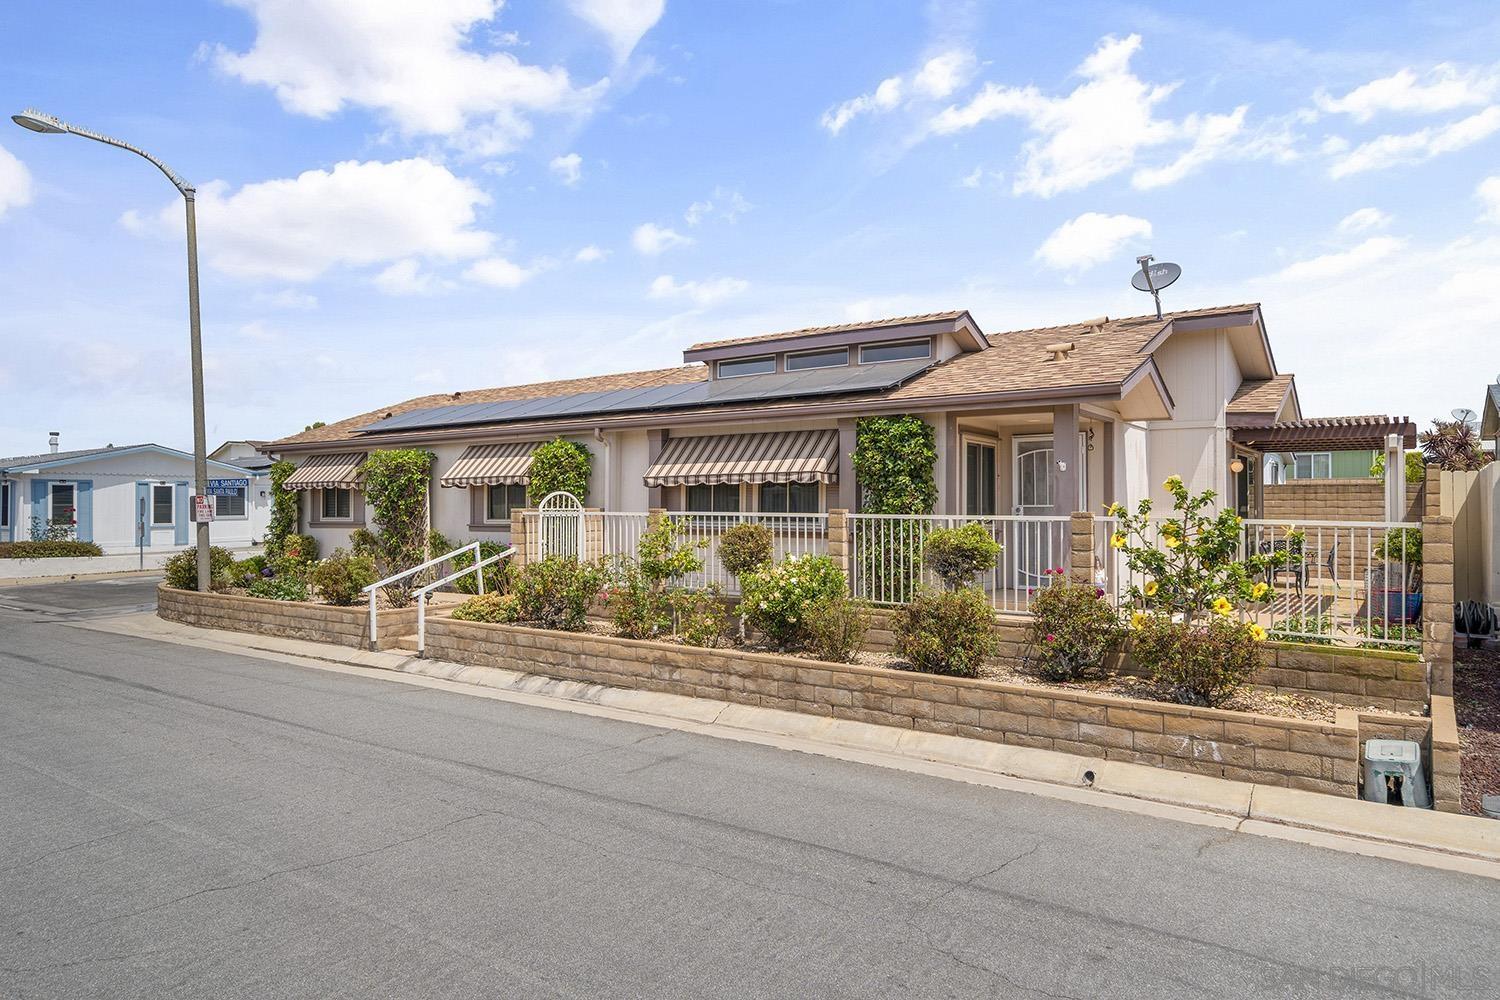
[1453, 407, 1479, 426]
[1131, 261, 1182, 293]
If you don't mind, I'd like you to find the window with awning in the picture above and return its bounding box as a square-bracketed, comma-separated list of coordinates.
[642, 429, 838, 488]
[283, 453, 366, 491]
[439, 442, 542, 488]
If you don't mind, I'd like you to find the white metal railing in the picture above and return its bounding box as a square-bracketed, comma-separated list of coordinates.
[847, 513, 1070, 612]
[673, 512, 827, 594]
[1096, 515, 1422, 651]
[414, 545, 515, 654]
[363, 541, 482, 647]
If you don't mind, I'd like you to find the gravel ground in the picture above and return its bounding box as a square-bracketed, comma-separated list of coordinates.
[1454, 643, 1500, 815]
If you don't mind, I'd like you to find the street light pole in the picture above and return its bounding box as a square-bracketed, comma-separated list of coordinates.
[11, 109, 212, 592]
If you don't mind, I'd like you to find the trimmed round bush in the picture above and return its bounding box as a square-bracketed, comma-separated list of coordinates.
[895, 587, 997, 677]
[1129, 612, 1261, 707]
[717, 522, 773, 577]
[309, 548, 377, 606]
[923, 522, 1002, 590]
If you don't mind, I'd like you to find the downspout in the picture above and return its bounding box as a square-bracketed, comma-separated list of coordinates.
[594, 427, 610, 510]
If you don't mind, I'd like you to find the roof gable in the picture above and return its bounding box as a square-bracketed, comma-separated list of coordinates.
[0, 443, 253, 475]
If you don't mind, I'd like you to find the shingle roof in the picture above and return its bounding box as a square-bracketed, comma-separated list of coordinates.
[271, 304, 1261, 448]
[686, 311, 971, 351]
[0, 443, 152, 470]
[1228, 374, 1295, 414]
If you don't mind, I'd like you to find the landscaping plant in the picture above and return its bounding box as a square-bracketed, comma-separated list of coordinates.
[738, 554, 848, 650]
[607, 560, 671, 639]
[717, 521, 772, 577]
[1420, 418, 1490, 471]
[1026, 573, 1121, 681]
[353, 448, 434, 607]
[803, 595, 869, 663]
[450, 539, 512, 595]
[248, 573, 310, 602]
[0, 540, 103, 558]
[1129, 612, 1260, 707]
[671, 587, 734, 648]
[265, 459, 298, 555]
[163, 546, 237, 592]
[894, 586, 997, 678]
[526, 438, 592, 504]
[502, 556, 607, 631]
[450, 592, 517, 623]
[852, 415, 937, 514]
[308, 548, 377, 606]
[923, 521, 1002, 590]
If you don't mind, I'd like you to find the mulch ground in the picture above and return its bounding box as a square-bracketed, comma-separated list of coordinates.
[1454, 644, 1500, 815]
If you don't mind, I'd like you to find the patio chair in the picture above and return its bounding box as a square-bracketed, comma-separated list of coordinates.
[1260, 537, 1307, 598]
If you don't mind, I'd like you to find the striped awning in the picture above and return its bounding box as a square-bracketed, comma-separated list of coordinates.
[643, 430, 839, 487]
[283, 452, 366, 491]
[439, 442, 541, 487]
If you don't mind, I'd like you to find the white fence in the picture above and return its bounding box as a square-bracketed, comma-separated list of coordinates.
[1095, 515, 1423, 651]
[848, 513, 1070, 613]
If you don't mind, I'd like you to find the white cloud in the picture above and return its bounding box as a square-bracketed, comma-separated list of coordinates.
[549, 152, 583, 186]
[930, 34, 1257, 197]
[123, 158, 494, 283]
[1034, 212, 1152, 272]
[631, 222, 693, 255]
[566, 0, 664, 62]
[574, 244, 608, 262]
[1336, 207, 1391, 234]
[0, 142, 33, 220]
[463, 256, 534, 289]
[212, 0, 626, 156]
[1272, 235, 1405, 283]
[1327, 106, 1500, 178]
[1479, 177, 1500, 222]
[252, 288, 319, 309]
[648, 274, 748, 306]
[822, 76, 903, 134]
[375, 258, 449, 295]
[684, 187, 751, 226]
[1315, 64, 1500, 122]
[911, 50, 976, 100]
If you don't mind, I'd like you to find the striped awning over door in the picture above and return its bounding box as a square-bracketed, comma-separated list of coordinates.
[283, 453, 366, 491]
[642, 429, 839, 487]
[439, 442, 541, 487]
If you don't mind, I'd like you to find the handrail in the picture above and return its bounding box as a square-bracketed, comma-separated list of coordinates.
[415, 546, 516, 655]
[363, 541, 480, 646]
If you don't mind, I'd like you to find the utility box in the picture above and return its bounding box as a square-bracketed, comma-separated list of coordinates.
[1362, 739, 1430, 808]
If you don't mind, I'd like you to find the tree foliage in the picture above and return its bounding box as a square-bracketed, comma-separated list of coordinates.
[1419, 418, 1491, 471]
[527, 438, 592, 504]
[852, 415, 937, 514]
[266, 459, 299, 555]
[354, 449, 434, 607]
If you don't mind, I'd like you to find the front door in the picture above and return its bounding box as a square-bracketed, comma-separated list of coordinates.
[1013, 434, 1087, 586]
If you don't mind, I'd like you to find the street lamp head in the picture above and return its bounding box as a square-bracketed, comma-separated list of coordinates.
[11, 110, 68, 134]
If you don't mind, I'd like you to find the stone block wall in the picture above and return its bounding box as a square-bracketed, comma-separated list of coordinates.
[1263, 479, 1422, 523]
[158, 585, 417, 650]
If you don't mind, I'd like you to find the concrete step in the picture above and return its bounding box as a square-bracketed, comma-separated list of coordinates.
[393, 634, 421, 652]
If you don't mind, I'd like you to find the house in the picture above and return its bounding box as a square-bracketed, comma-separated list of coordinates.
[264, 305, 1415, 552]
[0, 436, 271, 552]
[210, 439, 277, 475]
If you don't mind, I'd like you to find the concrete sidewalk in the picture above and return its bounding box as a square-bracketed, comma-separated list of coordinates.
[75, 611, 1500, 878]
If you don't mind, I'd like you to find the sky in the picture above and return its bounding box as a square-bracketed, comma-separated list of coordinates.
[2, 0, 1500, 457]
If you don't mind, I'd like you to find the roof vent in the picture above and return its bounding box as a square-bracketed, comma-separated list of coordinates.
[48, 431, 59, 454]
[452, 391, 462, 399]
[1080, 316, 1108, 335]
[1044, 341, 1075, 362]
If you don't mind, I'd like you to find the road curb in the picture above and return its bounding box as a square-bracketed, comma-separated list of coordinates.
[75, 612, 1500, 873]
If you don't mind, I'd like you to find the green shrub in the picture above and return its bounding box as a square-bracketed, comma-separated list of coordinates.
[717, 522, 772, 577]
[895, 587, 997, 677]
[248, 573, 310, 602]
[1027, 578, 1120, 681]
[671, 587, 734, 648]
[852, 415, 937, 514]
[450, 540, 513, 595]
[607, 559, 670, 639]
[1129, 612, 1261, 707]
[527, 438, 592, 504]
[163, 546, 237, 591]
[1374, 527, 1422, 569]
[265, 459, 298, 555]
[1267, 612, 1335, 646]
[451, 592, 517, 623]
[0, 540, 104, 558]
[923, 522, 1002, 590]
[803, 596, 869, 663]
[505, 556, 607, 631]
[357, 448, 435, 607]
[308, 548, 377, 606]
[739, 554, 848, 650]
[279, 533, 319, 565]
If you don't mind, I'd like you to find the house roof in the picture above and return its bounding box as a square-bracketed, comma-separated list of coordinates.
[1231, 415, 1416, 452]
[1228, 374, 1295, 415]
[0, 442, 255, 475]
[269, 304, 1263, 450]
[1482, 383, 1500, 438]
[685, 311, 972, 352]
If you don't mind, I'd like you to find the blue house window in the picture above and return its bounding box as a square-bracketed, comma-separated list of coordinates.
[151, 484, 175, 525]
[1, 482, 8, 528]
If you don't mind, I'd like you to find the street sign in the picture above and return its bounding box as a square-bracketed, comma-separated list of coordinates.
[192, 495, 215, 523]
[207, 477, 249, 496]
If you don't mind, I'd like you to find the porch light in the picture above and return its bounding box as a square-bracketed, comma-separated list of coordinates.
[1230, 458, 1245, 473]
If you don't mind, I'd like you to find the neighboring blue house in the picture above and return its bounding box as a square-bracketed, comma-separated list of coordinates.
[0, 436, 270, 553]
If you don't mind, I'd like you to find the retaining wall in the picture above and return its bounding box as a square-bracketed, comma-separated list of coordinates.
[158, 585, 416, 651]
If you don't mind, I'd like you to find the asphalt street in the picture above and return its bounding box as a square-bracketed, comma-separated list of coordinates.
[1, 580, 1496, 999]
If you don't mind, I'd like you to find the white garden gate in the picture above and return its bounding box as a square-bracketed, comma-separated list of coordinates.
[536, 490, 584, 560]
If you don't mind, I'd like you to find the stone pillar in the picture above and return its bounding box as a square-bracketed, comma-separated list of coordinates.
[1429, 695, 1462, 813]
[1068, 511, 1094, 586]
[1421, 466, 1454, 696]
[510, 508, 533, 569]
[827, 508, 849, 582]
[1052, 404, 1080, 517]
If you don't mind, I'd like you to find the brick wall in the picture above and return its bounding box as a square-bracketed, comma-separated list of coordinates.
[158, 585, 417, 650]
[1264, 479, 1422, 523]
[425, 616, 1375, 796]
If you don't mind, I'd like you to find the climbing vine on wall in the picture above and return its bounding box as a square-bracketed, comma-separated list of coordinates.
[852, 415, 937, 514]
[351, 449, 434, 607]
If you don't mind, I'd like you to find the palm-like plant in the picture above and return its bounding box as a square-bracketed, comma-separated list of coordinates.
[1420, 418, 1491, 471]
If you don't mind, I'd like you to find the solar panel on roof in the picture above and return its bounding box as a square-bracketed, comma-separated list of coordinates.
[355, 356, 934, 434]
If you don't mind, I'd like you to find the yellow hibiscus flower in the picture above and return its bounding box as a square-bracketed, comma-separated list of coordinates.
[1144, 580, 1159, 597]
[1163, 535, 1181, 549]
[1163, 475, 1183, 491]
[1110, 532, 1127, 549]
[1249, 624, 1268, 642]
[1106, 503, 1126, 517]
[1251, 581, 1269, 601]
[1130, 610, 1149, 630]
[1211, 596, 1234, 616]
